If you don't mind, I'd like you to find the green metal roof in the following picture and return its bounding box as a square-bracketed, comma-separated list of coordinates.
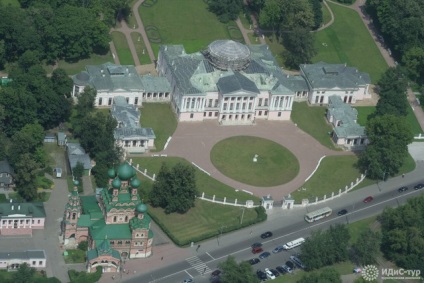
[148, 229, 154, 239]
[0, 202, 46, 218]
[217, 72, 260, 95]
[140, 75, 171, 92]
[80, 196, 103, 220]
[87, 240, 121, 261]
[100, 188, 142, 213]
[129, 213, 151, 230]
[328, 96, 366, 139]
[89, 219, 133, 240]
[77, 214, 92, 227]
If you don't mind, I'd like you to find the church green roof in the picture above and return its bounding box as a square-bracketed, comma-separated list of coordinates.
[89, 219, 133, 240]
[129, 213, 151, 230]
[87, 239, 121, 261]
[117, 162, 135, 180]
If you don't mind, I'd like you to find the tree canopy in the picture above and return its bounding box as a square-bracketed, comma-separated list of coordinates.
[297, 268, 342, 283]
[351, 228, 381, 265]
[206, 0, 243, 23]
[218, 256, 259, 283]
[149, 162, 198, 214]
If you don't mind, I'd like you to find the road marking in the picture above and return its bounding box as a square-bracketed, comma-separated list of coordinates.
[184, 270, 193, 278]
[206, 252, 214, 260]
[185, 256, 212, 274]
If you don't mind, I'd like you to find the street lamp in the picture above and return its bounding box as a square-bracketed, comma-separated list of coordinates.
[240, 207, 245, 225]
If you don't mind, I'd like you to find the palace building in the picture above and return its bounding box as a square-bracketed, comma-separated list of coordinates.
[157, 40, 308, 124]
[62, 162, 153, 273]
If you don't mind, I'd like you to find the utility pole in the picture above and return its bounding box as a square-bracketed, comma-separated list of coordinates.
[240, 207, 245, 225]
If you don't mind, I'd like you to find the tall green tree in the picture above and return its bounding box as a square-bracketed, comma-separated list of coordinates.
[218, 256, 259, 283]
[149, 162, 198, 214]
[14, 153, 39, 201]
[12, 263, 36, 283]
[283, 26, 317, 68]
[298, 268, 342, 283]
[207, 0, 243, 23]
[308, 0, 323, 30]
[51, 68, 73, 97]
[358, 114, 413, 179]
[351, 228, 381, 265]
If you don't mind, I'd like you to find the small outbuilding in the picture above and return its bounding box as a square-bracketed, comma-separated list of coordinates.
[57, 132, 67, 146]
[44, 134, 56, 143]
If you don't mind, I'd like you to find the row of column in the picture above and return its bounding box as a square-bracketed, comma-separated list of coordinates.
[181, 97, 206, 112]
[271, 96, 293, 110]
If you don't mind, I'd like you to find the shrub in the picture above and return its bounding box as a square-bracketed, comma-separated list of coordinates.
[77, 241, 88, 251]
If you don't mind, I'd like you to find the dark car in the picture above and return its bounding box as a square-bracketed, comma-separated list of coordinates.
[286, 261, 295, 270]
[272, 245, 285, 253]
[211, 270, 221, 277]
[398, 186, 408, 193]
[256, 270, 267, 281]
[249, 258, 260, 265]
[252, 247, 263, 254]
[337, 209, 348, 216]
[290, 255, 306, 269]
[414, 183, 424, 190]
[259, 251, 271, 259]
[251, 242, 263, 248]
[276, 266, 287, 274]
[363, 196, 374, 203]
[270, 269, 280, 277]
[260, 231, 273, 239]
[282, 264, 293, 273]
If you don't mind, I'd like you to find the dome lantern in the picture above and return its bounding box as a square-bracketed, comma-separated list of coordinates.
[117, 162, 136, 181]
[112, 178, 121, 189]
[136, 203, 147, 213]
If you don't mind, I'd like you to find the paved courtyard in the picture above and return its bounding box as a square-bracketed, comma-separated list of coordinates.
[145, 119, 352, 200]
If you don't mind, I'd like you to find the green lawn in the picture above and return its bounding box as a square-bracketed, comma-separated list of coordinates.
[64, 249, 86, 264]
[354, 106, 375, 126]
[126, 0, 138, 29]
[111, 31, 135, 65]
[56, 53, 114, 75]
[131, 32, 152, 65]
[348, 215, 378, 245]
[131, 157, 260, 203]
[147, 199, 258, 245]
[265, 34, 286, 67]
[0, 0, 19, 6]
[139, 103, 178, 151]
[406, 105, 423, 135]
[291, 102, 337, 150]
[139, 0, 241, 56]
[211, 136, 299, 187]
[313, 2, 388, 83]
[292, 155, 362, 202]
[321, 2, 332, 27]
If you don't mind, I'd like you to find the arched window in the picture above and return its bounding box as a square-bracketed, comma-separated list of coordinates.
[113, 216, 117, 222]
[125, 216, 128, 222]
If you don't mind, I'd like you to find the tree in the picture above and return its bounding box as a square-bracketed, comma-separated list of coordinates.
[308, 0, 323, 30]
[374, 89, 408, 117]
[377, 67, 407, 95]
[12, 263, 36, 283]
[73, 162, 85, 184]
[9, 123, 44, 165]
[358, 114, 413, 179]
[218, 256, 259, 283]
[351, 228, 381, 265]
[149, 162, 198, 214]
[283, 26, 317, 68]
[51, 68, 73, 97]
[402, 46, 424, 83]
[14, 153, 39, 201]
[207, 0, 243, 23]
[298, 268, 342, 283]
[259, 0, 282, 33]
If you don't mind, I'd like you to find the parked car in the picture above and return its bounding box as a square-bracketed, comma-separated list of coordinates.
[269, 269, 280, 277]
[290, 255, 306, 269]
[264, 268, 276, 280]
[249, 258, 260, 265]
[252, 247, 263, 254]
[211, 270, 221, 277]
[276, 266, 287, 274]
[286, 261, 295, 270]
[414, 183, 424, 190]
[259, 251, 271, 259]
[337, 209, 348, 216]
[282, 264, 292, 273]
[256, 270, 267, 281]
[251, 242, 263, 248]
[260, 231, 273, 239]
[183, 279, 193, 283]
[272, 246, 285, 253]
[363, 196, 374, 203]
[398, 186, 408, 193]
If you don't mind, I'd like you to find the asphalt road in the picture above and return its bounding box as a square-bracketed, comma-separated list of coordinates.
[125, 162, 424, 283]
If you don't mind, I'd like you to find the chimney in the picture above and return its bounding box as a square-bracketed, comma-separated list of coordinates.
[11, 205, 14, 210]
[18, 205, 20, 211]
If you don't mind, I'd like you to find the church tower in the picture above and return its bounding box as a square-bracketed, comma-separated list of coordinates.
[129, 203, 153, 258]
[63, 180, 82, 240]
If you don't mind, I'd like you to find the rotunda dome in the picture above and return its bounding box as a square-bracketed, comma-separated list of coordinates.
[136, 203, 147, 213]
[130, 177, 141, 188]
[112, 178, 121, 189]
[206, 40, 251, 71]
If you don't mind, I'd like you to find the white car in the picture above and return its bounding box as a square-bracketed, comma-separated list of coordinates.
[264, 268, 276, 280]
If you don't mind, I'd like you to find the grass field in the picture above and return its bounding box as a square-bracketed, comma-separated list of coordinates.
[406, 105, 423, 135]
[354, 106, 375, 126]
[131, 32, 151, 65]
[321, 2, 332, 27]
[64, 249, 86, 264]
[55, 53, 114, 75]
[148, 199, 258, 245]
[139, 103, 177, 151]
[126, 0, 138, 29]
[131, 157, 260, 203]
[292, 155, 362, 202]
[291, 102, 337, 150]
[138, 0, 241, 55]
[348, 215, 378, 245]
[211, 136, 299, 187]
[265, 34, 287, 67]
[313, 2, 387, 83]
[111, 31, 135, 65]
[0, 0, 19, 6]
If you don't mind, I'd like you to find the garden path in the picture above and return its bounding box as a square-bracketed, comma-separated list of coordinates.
[235, 18, 251, 45]
[109, 41, 120, 65]
[315, 0, 335, 31]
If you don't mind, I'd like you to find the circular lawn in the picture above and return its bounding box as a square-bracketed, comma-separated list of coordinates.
[210, 136, 299, 187]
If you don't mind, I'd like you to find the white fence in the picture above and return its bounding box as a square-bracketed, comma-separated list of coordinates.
[414, 134, 424, 140]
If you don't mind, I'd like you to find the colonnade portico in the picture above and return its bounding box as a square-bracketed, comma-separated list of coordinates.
[181, 97, 207, 112]
[270, 95, 293, 110]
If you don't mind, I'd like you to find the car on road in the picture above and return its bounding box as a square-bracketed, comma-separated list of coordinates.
[259, 251, 271, 259]
[249, 258, 260, 265]
[290, 255, 306, 269]
[414, 183, 424, 190]
[337, 209, 348, 216]
[363, 196, 374, 203]
[272, 245, 285, 253]
[251, 242, 263, 248]
[211, 270, 221, 277]
[264, 268, 276, 280]
[256, 270, 267, 281]
[269, 269, 280, 277]
[252, 247, 263, 254]
[183, 279, 193, 283]
[286, 261, 295, 270]
[398, 186, 408, 193]
[260, 231, 273, 239]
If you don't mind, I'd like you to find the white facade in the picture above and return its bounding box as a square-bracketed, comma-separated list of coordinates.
[0, 251, 46, 270]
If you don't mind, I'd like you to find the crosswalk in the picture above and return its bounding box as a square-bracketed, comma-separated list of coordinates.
[186, 256, 212, 275]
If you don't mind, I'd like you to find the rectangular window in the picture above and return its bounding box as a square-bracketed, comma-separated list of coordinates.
[126, 97, 129, 103]
[39, 261, 42, 265]
[230, 103, 234, 110]
[264, 111, 268, 115]
[108, 98, 112, 105]
[98, 98, 102, 106]
[32, 261, 36, 265]
[236, 103, 240, 110]
[203, 112, 206, 117]
[264, 98, 268, 106]
[214, 99, 219, 107]
[222, 115, 226, 120]
[38, 220, 40, 224]
[208, 112, 212, 117]
[278, 112, 282, 117]
[134, 97, 139, 105]
[208, 99, 212, 107]
[190, 113, 194, 119]
[248, 103, 252, 110]
[242, 103, 246, 110]
[215, 112, 218, 117]
[223, 103, 227, 110]
[258, 98, 263, 106]
[259, 111, 262, 116]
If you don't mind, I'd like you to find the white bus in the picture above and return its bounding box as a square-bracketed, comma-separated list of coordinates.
[304, 207, 332, 223]
[283, 237, 305, 250]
